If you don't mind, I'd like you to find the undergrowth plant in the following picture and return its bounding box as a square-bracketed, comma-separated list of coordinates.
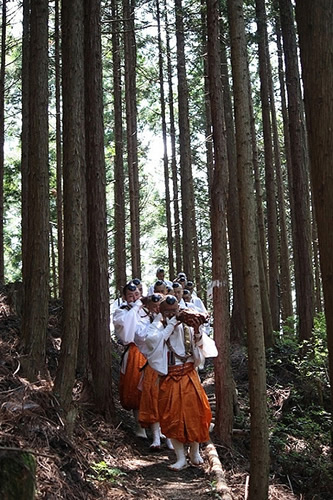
[89, 461, 126, 484]
[266, 313, 333, 498]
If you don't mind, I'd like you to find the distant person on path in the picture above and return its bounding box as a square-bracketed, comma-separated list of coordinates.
[148, 266, 173, 295]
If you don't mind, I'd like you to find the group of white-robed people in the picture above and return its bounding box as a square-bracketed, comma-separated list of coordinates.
[112, 267, 218, 471]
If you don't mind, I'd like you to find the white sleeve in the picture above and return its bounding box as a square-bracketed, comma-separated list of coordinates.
[144, 314, 178, 375]
[199, 327, 218, 358]
[193, 297, 208, 315]
[135, 316, 152, 357]
[112, 301, 142, 344]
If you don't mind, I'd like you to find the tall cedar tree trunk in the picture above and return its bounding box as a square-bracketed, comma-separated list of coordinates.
[76, 0, 89, 379]
[77, 122, 89, 377]
[249, 79, 274, 348]
[200, 0, 214, 300]
[275, 6, 295, 323]
[295, 0, 333, 445]
[123, 0, 141, 279]
[53, 0, 84, 415]
[207, 0, 233, 447]
[220, 31, 246, 342]
[84, 0, 116, 421]
[193, 215, 201, 291]
[200, 0, 214, 191]
[256, 0, 280, 332]
[164, 0, 182, 275]
[55, 0, 63, 298]
[50, 222, 57, 297]
[268, 18, 293, 322]
[227, 0, 270, 497]
[21, 0, 29, 284]
[312, 215, 322, 314]
[156, 0, 174, 279]
[175, 0, 194, 278]
[21, 0, 50, 380]
[112, 0, 126, 294]
[0, 0, 6, 284]
[279, 0, 314, 342]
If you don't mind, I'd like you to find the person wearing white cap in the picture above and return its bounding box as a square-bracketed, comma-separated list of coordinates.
[148, 266, 172, 295]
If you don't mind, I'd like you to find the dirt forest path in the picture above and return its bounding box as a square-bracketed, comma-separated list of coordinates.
[114, 425, 216, 499]
[109, 369, 233, 500]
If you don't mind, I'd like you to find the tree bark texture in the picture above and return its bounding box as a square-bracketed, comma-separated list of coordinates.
[220, 30, 246, 342]
[0, 0, 6, 284]
[207, 0, 233, 447]
[123, 0, 141, 278]
[53, 0, 84, 415]
[295, 0, 333, 441]
[249, 81, 274, 348]
[227, 0, 270, 497]
[268, 11, 293, 322]
[164, 0, 182, 274]
[279, 0, 314, 342]
[21, 0, 30, 285]
[112, 0, 126, 293]
[157, 0, 175, 280]
[21, 0, 49, 380]
[255, 0, 280, 332]
[55, 0, 64, 299]
[175, 0, 195, 278]
[275, 5, 295, 324]
[84, 0, 116, 421]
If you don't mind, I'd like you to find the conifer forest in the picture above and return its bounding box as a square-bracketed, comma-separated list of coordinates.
[0, 1, 332, 499]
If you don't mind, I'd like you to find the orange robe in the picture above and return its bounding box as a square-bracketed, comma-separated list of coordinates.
[138, 364, 160, 427]
[119, 343, 146, 411]
[158, 362, 212, 444]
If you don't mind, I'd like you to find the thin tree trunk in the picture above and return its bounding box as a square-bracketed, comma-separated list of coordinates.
[279, 0, 314, 342]
[49, 222, 57, 298]
[21, 0, 30, 285]
[267, 23, 293, 321]
[207, 0, 233, 447]
[200, 0, 214, 192]
[312, 214, 322, 314]
[123, 0, 141, 278]
[112, 0, 126, 294]
[220, 30, 246, 342]
[275, 5, 295, 325]
[84, 0, 116, 421]
[21, 0, 50, 381]
[55, 0, 63, 299]
[53, 0, 84, 416]
[255, 0, 280, 332]
[200, 0, 214, 301]
[0, 0, 6, 284]
[76, 137, 88, 378]
[164, 1, 182, 275]
[227, 1, 269, 497]
[249, 78, 274, 348]
[175, 0, 194, 278]
[157, 0, 174, 279]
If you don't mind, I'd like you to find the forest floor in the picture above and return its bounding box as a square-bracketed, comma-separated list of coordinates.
[0, 287, 331, 499]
